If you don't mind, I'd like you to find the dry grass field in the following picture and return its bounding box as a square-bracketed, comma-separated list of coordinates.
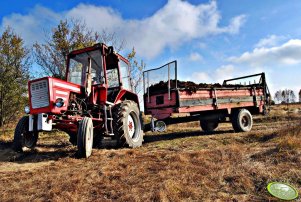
[0, 104, 301, 201]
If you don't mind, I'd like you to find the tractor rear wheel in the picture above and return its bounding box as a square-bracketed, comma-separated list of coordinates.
[200, 120, 219, 132]
[112, 100, 144, 148]
[231, 109, 253, 132]
[77, 117, 94, 158]
[13, 116, 39, 152]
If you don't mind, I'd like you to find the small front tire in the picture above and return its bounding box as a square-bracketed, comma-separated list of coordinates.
[77, 117, 94, 158]
[13, 116, 39, 152]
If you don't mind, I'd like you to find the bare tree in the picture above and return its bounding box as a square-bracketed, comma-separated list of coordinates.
[274, 90, 282, 103]
[98, 30, 125, 53]
[274, 89, 296, 104]
[34, 19, 100, 79]
[127, 47, 146, 94]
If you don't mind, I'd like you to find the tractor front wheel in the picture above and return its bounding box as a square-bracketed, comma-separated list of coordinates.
[13, 116, 39, 152]
[77, 117, 94, 158]
[113, 100, 144, 148]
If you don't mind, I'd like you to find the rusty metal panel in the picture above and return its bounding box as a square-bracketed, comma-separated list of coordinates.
[179, 96, 263, 107]
[178, 101, 264, 113]
[144, 91, 177, 109]
[147, 107, 175, 120]
[178, 88, 264, 99]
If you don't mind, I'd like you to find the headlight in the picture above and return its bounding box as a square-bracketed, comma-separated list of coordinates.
[24, 106, 30, 114]
[55, 98, 64, 108]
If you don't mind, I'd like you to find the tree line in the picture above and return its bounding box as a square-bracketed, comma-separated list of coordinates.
[0, 19, 145, 127]
[273, 89, 297, 104]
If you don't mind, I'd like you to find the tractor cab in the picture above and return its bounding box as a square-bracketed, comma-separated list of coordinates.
[67, 43, 132, 103]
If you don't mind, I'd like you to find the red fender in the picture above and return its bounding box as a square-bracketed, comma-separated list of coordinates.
[114, 89, 140, 108]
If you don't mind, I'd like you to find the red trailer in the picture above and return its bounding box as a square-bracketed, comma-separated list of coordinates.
[143, 61, 270, 132]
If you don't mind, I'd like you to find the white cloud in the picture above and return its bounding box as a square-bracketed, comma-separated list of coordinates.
[255, 35, 285, 48]
[1, 5, 61, 44]
[198, 42, 207, 49]
[215, 65, 235, 82]
[188, 64, 235, 84]
[218, 15, 246, 34]
[182, 71, 212, 84]
[193, 72, 211, 82]
[0, 0, 246, 59]
[189, 52, 203, 62]
[228, 39, 301, 66]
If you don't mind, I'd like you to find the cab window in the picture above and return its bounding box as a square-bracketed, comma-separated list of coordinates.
[68, 50, 104, 86]
[119, 59, 132, 91]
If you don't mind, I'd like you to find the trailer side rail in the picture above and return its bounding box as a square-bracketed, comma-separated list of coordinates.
[223, 72, 270, 104]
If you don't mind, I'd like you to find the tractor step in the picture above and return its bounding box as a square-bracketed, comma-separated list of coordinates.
[106, 101, 114, 106]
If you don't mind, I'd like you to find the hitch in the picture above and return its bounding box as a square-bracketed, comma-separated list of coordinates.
[151, 117, 166, 132]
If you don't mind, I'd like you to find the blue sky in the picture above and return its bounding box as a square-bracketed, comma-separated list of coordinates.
[1, 0, 301, 98]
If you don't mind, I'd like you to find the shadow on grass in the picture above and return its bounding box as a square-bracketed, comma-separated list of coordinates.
[144, 129, 234, 144]
[0, 129, 235, 163]
[0, 140, 75, 163]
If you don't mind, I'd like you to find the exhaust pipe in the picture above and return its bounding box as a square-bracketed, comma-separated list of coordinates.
[86, 57, 92, 96]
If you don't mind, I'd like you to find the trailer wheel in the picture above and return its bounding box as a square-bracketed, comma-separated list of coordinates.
[13, 116, 38, 152]
[113, 100, 144, 148]
[77, 117, 93, 158]
[200, 121, 219, 132]
[231, 109, 253, 132]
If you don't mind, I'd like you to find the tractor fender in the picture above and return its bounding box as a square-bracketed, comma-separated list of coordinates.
[114, 89, 140, 109]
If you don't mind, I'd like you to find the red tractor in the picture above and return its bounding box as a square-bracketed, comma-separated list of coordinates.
[13, 43, 144, 158]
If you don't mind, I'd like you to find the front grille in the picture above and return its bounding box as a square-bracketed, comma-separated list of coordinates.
[30, 80, 49, 109]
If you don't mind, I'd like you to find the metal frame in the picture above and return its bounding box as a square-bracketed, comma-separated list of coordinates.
[143, 60, 177, 103]
[223, 72, 270, 104]
[223, 72, 265, 85]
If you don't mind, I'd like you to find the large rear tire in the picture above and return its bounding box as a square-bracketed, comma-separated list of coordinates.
[231, 109, 253, 132]
[112, 100, 144, 148]
[200, 120, 219, 132]
[77, 117, 94, 158]
[13, 116, 39, 152]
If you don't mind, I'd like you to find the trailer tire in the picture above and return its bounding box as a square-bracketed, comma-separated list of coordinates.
[231, 109, 253, 132]
[13, 116, 38, 152]
[200, 121, 219, 132]
[112, 100, 144, 148]
[77, 117, 93, 158]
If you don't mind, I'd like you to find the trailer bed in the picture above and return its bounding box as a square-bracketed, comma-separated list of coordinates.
[145, 87, 265, 119]
[143, 61, 270, 121]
